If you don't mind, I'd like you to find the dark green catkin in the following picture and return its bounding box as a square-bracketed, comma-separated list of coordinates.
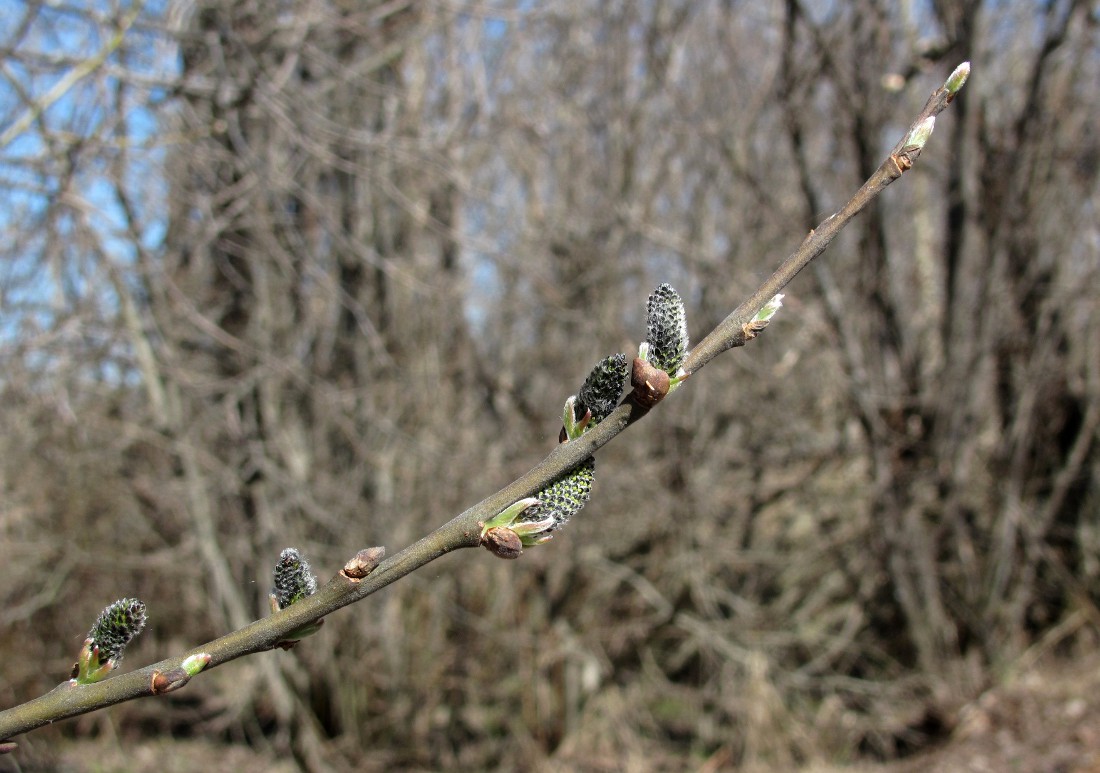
[645, 283, 688, 373]
[272, 548, 318, 609]
[87, 598, 147, 663]
[576, 353, 629, 423]
[526, 457, 595, 531]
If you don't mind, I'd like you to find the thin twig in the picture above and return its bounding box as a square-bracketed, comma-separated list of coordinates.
[0, 3, 146, 151]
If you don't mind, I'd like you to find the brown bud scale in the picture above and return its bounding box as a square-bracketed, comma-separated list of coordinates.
[151, 668, 191, 695]
[343, 546, 386, 579]
[631, 357, 670, 408]
[742, 319, 770, 340]
[482, 526, 523, 559]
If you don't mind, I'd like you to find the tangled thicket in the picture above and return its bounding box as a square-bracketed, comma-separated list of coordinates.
[1, 2, 1097, 771]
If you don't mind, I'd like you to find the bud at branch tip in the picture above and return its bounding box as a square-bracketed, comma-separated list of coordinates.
[945, 62, 970, 94]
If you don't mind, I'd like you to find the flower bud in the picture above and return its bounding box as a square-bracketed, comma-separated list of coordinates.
[72, 598, 147, 684]
[523, 456, 595, 532]
[576, 353, 629, 424]
[271, 548, 317, 610]
[645, 284, 689, 373]
[87, 598, 146, 665]
[945, 61, 970, 95]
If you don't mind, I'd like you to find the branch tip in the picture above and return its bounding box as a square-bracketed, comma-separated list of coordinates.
[945, 61, 971, 94]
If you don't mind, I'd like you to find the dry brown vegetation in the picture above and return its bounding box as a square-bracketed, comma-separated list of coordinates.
[1, 1, 1098, 771]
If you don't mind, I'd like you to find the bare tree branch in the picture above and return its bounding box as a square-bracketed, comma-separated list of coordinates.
[0, 62, 969, 747]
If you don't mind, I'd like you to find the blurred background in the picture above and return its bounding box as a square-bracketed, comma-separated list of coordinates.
[1, 1, 1098, 771]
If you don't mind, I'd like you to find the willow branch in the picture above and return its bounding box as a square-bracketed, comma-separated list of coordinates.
[0, 63, 970, 748]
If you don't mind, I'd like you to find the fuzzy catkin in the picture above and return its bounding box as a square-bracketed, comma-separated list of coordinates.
[272, 548, 318, 609]
[87, 598, 147, 663]
[526, 457, 595, 531]
[646, 283, 688, 373]
[577, 353, 629, 423]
